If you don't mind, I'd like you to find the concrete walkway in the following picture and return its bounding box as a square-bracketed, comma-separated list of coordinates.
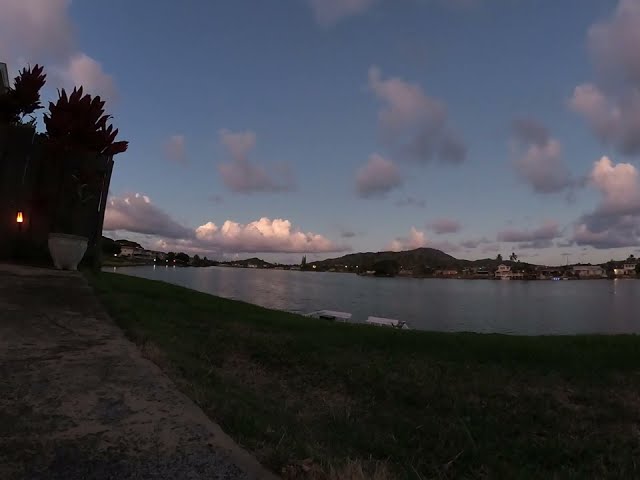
[0, 264, 278, 480]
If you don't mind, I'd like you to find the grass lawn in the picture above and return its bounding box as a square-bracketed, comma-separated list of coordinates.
[89, 272, 640, 479]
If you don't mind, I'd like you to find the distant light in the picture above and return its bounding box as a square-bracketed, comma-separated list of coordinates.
[16, 211, 23, 223]
[313, 265, 317, 269]
[113, 254, 117, 257]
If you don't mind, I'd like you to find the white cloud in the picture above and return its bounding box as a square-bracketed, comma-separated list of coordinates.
[193, 217, 345, 254]
[104, 193, 193, 239]
[355, 153, 402, 198]
[573, 156, 640, 248]
[308, 0, 377, 26]
[217, 129, 295, 194]
[104, 193, 346, 254]
[368, 66, 466, 164]
[389, 227, 427, 251]
[55, 53, 118, 101]
[165, 135, 187, 164]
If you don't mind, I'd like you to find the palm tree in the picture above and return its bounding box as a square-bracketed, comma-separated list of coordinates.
[510, 252, 518, 263]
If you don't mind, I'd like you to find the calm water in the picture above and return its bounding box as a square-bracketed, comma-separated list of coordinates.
[110, 266, 640, 335]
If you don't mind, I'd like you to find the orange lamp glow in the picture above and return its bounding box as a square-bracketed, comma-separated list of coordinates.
[16, 211, 24, 223]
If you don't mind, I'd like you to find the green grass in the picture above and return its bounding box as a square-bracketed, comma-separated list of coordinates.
[89, 272, 640, 479]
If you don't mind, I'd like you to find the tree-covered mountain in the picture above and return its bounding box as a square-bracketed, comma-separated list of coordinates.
[308, 248, 532, 272]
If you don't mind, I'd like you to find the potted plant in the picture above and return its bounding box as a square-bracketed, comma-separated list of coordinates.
[44, 87, 127, 270]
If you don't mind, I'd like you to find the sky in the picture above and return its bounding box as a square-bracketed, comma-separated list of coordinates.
[2, 0, 640, 265]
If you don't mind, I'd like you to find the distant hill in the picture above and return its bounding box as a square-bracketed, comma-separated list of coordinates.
[309, 248, 530, 272]
[311, 248, 456, 270]
[221, 257, 274, 268]
[115, 239, 143, 249]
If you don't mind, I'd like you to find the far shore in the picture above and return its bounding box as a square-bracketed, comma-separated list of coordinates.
[104, 262, 636, 280]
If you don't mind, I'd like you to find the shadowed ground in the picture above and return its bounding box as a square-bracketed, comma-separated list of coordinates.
[0, 263, 277, 480]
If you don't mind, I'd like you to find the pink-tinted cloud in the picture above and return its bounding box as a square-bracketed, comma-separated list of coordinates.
[368, 66, 466, 164]
[355, 153, 402, 198]
[389, 227, 427, 251]
[511, 118, 572, 194]
[54, 52, 118, 101]
[165, 135, 187, 165]
[429, 218, 461, 235]
[0, 0, 73, 62]
[571, 0, 640, 155]
[104, 193, 193, 239]
[193, 217, 346, 254]
[497, 221, 561, 249]
[104, 193, 346, 255]
[588, 0, 640, 85]
[308, 0, 377, 26]
[570, 84, 640, 156]
[218, 129, 295, 194]
[572, 156, 640, 249]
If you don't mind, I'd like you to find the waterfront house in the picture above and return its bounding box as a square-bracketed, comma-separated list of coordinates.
[573, 265, 606, 279]
[623, 263, 637, 276]
[494, 264, 512, 279]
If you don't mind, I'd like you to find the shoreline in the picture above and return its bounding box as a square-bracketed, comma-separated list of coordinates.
[105, 263, 635, 280]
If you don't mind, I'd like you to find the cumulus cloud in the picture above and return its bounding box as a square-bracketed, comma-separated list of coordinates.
[429, 218, 461, 235]
[394, 196, 426, 208]
[571, 0, 640, 155]
[511, 118, 572, 194]
[55, 53, 118, 100]
[389, 227, 427, 251]
[368, 66, 466, 164]
[308, 0, 377, 26]
[0, 1, 119, 102]
[165, 135, 187, 164]
[104, 194, 346, 254]
[193, 217, 345, 254]
[0, 0, 73, 62]
[218, 129, 295, 194]
[355, 153, 402, 198]
[104, 194, 193, 239]
[573, 156, 640, 248]
[588, 0, 640, 85]
[497, 221, 561, 249]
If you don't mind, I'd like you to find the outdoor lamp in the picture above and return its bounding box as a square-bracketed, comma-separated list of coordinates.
[16, 211, 23, 223]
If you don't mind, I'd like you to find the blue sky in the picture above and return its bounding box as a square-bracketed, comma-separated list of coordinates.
[3, 0, 640, 264]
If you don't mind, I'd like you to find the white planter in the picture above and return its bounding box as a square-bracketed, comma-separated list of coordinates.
[48, 233, 88, 271]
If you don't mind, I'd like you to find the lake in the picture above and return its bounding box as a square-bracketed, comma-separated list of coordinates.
[109, 266, 640, 335]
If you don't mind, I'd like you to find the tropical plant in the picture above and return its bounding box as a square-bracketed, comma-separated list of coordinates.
[0, 64, 47, 125]
[44, 87, 128, 156]
[510, 252, 518, 263]
[45, 87, 128, 235]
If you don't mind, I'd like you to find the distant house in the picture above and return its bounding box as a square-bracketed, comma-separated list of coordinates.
[119, 246, 138, 257]
[573, 265, 605, 279]
[494, 264, 512, 279]
[623, 263, 637, 276]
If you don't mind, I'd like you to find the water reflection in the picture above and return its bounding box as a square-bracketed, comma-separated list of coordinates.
[109, 266, 640, 335]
